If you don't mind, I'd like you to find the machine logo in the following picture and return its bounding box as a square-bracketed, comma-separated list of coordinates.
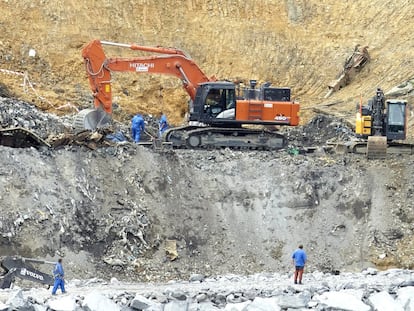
[130, 62, 155, 72]
[20, 268, 44, 281]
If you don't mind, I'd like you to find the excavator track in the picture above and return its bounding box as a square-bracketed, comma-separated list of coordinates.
[329, 140, 414, 157]
[0, 127, 50, 149]
[164, 126, 287, 150]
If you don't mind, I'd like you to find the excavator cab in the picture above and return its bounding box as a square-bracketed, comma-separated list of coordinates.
[189, 82, 237, 126]
[386, 99, 407, 140]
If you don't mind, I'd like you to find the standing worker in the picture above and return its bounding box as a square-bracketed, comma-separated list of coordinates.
[292, 244, 307, 284]
[159, 113, 169, 138]
[131, 114, 145, 142]
[52, 258, 66, 295]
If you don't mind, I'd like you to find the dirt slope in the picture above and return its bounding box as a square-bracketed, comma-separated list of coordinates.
[1, 0, 414, 125]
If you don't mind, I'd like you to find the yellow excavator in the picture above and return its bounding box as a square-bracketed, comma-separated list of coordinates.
[355, 88, 408, 159]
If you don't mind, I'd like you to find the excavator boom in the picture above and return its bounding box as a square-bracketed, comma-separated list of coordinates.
[101, 40, 189, 57]
[82, 40, 211, 115]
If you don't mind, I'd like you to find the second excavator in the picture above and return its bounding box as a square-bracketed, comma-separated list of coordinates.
[0, 256, 55, 289]
[75, 40, 300, 150]
[355, 88, 408, 158]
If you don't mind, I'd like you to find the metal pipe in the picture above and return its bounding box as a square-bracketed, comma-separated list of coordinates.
[100, 41, 131, 48]
[21, 257, 56, 265]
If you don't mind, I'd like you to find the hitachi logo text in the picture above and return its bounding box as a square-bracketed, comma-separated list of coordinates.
[130, 63, 155, 72]
[20, 268, 44, 280]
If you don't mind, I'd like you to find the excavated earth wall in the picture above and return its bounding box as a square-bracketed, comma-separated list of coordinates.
[0, 99, 413, 283]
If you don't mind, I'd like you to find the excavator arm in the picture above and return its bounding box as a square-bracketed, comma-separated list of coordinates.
[0, 256, 55, 289]
[82, 40, 212, 115]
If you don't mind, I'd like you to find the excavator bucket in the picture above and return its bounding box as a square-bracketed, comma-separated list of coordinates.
[367, 136, 387, 159]
[73, 108, 112, 131]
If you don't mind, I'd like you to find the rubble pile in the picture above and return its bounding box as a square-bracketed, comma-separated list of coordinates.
[0, 97, 69, 138]
[1, 269, 413, 310]
[283, 114, 357, 147]
[0, 97, 166, 149]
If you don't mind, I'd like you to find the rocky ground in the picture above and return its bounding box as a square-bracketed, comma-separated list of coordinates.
[1, 267, 414, 310]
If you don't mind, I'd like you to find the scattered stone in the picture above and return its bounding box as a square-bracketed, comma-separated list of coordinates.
[47, 295, 78, 311]
[189, 274, 205, 283]
[129, 294, 153, 310]
[0, 269, 413, 310]
[313, 289, 371, 311]
[385, 81, 414, 97]
[82, 291, 121, 311]
[368, 291, 404, 311]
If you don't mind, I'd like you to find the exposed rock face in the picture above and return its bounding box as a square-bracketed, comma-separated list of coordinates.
[0, 98, 413, 284]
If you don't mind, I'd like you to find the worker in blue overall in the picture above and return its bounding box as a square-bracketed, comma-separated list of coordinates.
[159, 113, 169, 138]
[292, 244, 307, 285]
[131, 114, 145, 142]
[52, 258, 66, 295]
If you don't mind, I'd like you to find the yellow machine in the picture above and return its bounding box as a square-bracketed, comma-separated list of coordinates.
[356, 88, 407, 159]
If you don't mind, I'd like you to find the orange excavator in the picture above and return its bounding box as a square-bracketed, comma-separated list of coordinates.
[75, 39, 300, 149]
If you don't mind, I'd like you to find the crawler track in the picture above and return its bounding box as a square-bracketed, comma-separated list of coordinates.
[164, 126, 287, 150]
[329, 140, 414, 156]
[0, 127, 50, 149]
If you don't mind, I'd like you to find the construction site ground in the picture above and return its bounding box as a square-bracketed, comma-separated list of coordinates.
[0, 0, 414, 283]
